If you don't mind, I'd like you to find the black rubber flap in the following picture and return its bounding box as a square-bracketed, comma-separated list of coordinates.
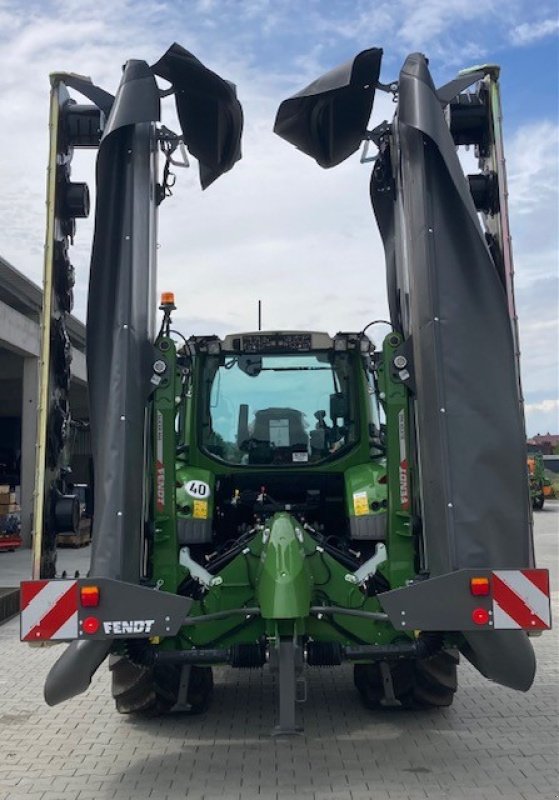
[274, 48, 382, 168]
[152, 43, 243, 189]
[87, 60, 160, 583]
[44, 640, 111, 706]
[461, 630, 535, 691]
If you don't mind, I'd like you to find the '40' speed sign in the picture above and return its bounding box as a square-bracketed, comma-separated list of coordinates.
[185, 480, 211, 498]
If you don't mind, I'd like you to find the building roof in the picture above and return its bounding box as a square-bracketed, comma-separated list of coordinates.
[0, 255, 85, 351]
[528, 433, 559, 445]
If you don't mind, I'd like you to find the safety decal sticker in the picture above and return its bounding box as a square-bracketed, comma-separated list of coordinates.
[353, 491, 369, 516]
[20, 580, 78, 641]
[192, 500, 208, 519]
[492, 569, 551, 630]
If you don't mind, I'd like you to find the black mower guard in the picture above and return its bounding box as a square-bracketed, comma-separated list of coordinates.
[378, 568, 550, 690]
[20, 577, 192, 706]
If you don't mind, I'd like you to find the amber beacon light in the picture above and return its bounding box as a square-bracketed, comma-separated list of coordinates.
[160, 291, 176, 308]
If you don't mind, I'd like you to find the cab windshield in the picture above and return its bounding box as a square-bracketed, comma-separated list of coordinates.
[200, 352, 356, 465]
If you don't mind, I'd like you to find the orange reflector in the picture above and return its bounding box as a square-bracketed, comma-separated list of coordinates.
[160, 291, 175, 306]
[470, 577, 490, 596]
[82, 616, 100, 634]
[472, 607, 490, 625]
[80, 585, 100, 607]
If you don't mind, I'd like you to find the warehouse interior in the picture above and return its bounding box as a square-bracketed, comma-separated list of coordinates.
[0, 256, 89, 559]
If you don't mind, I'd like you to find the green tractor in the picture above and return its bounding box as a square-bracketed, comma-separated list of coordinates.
[109, 321, 452, 727]
[23, 45, 550, 734]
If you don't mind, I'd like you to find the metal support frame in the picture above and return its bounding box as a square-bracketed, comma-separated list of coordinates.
[379, 661, 401, 707]
[272, 638, 302, 736]
[20, 357, 39, 546]
[172, 664, 192, 711]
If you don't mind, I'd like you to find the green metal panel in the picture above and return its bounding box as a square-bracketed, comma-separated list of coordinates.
[149, 333, 421, 656]
[377, 334, 416, 590]
[176, 522, 402, 650]
[344, 463, 387, 518]
[176, 465, 215, 522]
[256, 513, 311, 619]
[151, 337, 185, 593]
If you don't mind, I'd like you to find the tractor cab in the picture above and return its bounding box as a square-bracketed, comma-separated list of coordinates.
[173, 330, 387, 552]
[192, 331, 375, 468]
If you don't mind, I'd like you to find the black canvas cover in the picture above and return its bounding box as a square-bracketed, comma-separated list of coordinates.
[274, 49, 382, 168]
[45, 46, 244, 705]
[86, 47, 243, 581]
[152, 43, 243, 188]
[87, 60, 160, 583]
[371, 53, 535, 689]
[374, 53, 533, 575]
[274, 49, 537, 690]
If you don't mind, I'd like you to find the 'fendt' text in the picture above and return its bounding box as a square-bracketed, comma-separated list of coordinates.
[102, 620, 155, 634]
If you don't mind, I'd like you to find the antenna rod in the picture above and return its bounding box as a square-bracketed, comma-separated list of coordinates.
[258, 300, 262, 331]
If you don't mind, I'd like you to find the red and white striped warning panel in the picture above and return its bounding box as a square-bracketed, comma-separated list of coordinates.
[492, 570, 551, 630]
[20, 580, 78, 642]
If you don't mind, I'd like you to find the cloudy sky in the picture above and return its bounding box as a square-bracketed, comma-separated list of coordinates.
[0, 0, 557, 435]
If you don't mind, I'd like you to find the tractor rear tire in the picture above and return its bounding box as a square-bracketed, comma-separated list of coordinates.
[354, 650, 458, 710]
[110, 656, 213, 716]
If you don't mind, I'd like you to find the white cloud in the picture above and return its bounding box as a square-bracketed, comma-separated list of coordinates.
[396, 0, 496, 52]
[503, 118, 559, 436]
[510, 18, 559, 45]
[525, 399, 559, 415]
[524, 398, 559, 438]
[508, 122, 558, 219]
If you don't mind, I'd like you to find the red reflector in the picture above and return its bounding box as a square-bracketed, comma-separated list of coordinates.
[82, 616, 100, 634]
[80, 585, 100, 607]
[470, 577, 490, 596]
[472, 607, 490, 625]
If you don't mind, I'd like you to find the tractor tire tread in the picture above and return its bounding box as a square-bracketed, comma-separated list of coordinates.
[111, 657, 213, 717]
[354, 650, 458, 711]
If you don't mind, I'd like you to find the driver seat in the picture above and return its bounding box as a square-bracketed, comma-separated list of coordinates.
[249, 407, 308, 464]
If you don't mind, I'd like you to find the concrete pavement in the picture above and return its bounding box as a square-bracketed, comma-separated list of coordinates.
[0, 504, 557, 800]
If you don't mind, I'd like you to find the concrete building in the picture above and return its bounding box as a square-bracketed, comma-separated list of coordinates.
[0, 255, 88, 546]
